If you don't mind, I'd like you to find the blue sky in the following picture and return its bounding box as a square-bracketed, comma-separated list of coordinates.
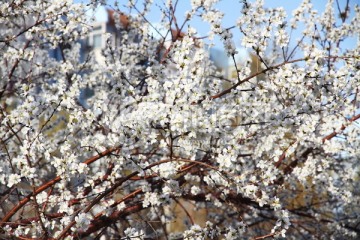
[76, 0, 358, 59]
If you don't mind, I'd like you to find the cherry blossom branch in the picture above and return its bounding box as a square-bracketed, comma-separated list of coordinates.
[322, 113, 360, 142]
[78, 203, 144, 238]
[57, 158, 222, 239]
[210, 57, 306, 100]
[276, 113, 360, 171]
[210, 55, 359, 100]
[0, 146, 121, 227]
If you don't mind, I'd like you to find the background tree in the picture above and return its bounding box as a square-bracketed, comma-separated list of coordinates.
[0, 0, 359, 239]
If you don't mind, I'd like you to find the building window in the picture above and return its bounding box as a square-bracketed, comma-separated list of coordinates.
[93, 34, 102, 48]
[93, 26, 102, 31]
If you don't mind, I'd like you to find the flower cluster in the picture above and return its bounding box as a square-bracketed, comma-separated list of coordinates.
[0, 0, 359, 239]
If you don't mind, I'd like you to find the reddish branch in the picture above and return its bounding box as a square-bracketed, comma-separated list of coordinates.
[0, 146, 121, 227]
[321, 114, 360, 142]
[78, 190, 253, 238]
[275, 113, 360, 169]
[3, 97, 358, 239]
[210, 55, 358, 101]
[56, 158, 220, 239]
[4, 213, 63, 229]
[252, 232, 276, 240]
[210, 57, 307, 100]
[77, 203, 144, 238]
[74, 189, 256, 238]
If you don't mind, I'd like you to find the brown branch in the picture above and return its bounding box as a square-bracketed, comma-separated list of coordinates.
[275, 113, 360, 170]
[0, 146, 121, 227]
[210, 55, 359, 101]
[252, 232, 276, 240]
[322, 114, 360, 143]
[57, 158, 221, 239]
[210, 58, 306, 100]
[173, 198, 195, 225]
[77, 203, 143, 238]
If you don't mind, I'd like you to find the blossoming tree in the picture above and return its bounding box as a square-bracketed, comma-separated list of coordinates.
[0, 0, 359, 239]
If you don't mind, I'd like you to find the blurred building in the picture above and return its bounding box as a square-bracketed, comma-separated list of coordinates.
[84, 9, 130, 65]
[49, 7, 230, 72]
[48, 8, 232, 106]
[49, 8, 129, 63]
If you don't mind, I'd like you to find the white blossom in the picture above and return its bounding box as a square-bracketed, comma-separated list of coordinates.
[1, 0, 359, 239]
